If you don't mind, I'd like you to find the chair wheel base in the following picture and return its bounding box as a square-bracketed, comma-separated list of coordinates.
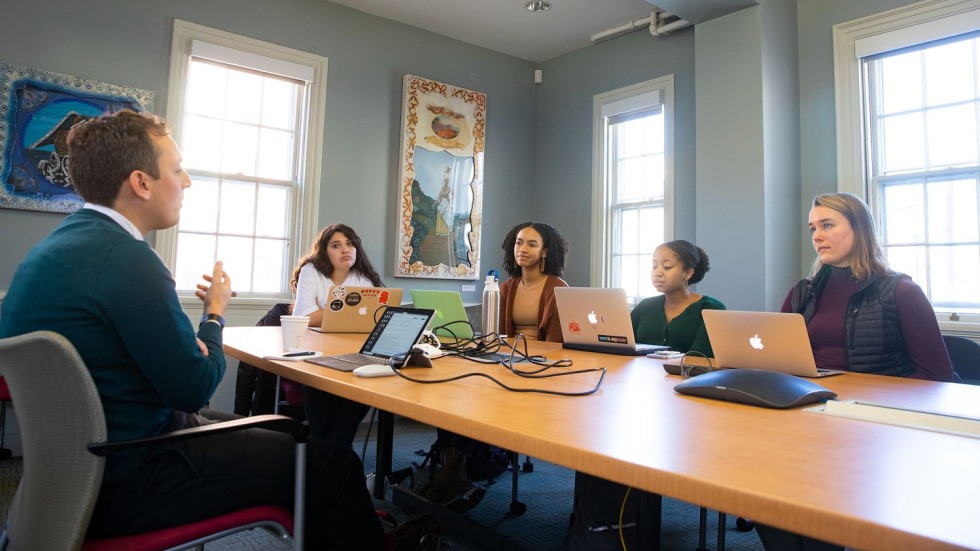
[736, 517, 754, 532]
[0, 448, 11, 460]
[510, 500, 526, 515]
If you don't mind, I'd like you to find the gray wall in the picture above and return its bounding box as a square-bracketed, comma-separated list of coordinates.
[534, 27, 697, 287]
[795, 0, 929, 275]
[0, 0, 537, 303]
[0, 0, 937, 305]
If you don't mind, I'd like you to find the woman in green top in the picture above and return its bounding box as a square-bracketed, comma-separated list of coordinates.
[631, 240, 726, 356]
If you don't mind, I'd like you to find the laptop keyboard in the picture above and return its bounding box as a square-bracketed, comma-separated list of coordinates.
[328, 352, 385, 366]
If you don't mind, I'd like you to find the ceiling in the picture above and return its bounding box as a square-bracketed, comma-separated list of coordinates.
[327, 0, 758, 64]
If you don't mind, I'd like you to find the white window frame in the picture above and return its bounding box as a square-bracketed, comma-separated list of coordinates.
[157, 20, 327, 306]
[834, 0, 980, 335]
[590, 75, 674, 290]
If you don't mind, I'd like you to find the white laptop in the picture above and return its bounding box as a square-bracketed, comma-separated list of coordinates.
[700, 310, 844, 378]
[553, 287, 668, 356]
[313, 286, 404, 333]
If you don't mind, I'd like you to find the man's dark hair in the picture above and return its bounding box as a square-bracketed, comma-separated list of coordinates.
[67, 109, 171, 206]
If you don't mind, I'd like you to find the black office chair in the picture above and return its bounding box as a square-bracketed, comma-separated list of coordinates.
[944, 335, 980, 385]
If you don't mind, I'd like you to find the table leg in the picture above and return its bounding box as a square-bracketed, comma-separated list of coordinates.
[374, 410, 394, 499]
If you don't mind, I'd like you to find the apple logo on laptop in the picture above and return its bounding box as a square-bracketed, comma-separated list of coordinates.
[587, 310, 598, 325]
[358, 306, 368, 315]
[749, 334, 764, 350]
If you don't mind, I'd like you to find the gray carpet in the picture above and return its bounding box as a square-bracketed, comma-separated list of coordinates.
[0, 417, 765, 550]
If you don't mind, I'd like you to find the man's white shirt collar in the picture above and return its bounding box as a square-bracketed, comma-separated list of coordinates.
[82, 203, 144, 241]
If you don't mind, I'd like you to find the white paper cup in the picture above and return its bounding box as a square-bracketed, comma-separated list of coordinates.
[280, 315, 311, 351]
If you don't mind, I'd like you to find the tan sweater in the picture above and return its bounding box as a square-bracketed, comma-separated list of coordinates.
[498, 274, 567, 342]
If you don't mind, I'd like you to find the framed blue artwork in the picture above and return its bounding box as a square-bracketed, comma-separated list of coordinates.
[0, 63, 154, 213]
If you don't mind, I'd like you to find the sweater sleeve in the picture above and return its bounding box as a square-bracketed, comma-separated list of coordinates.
[98, 240, 224, 412]
[688, 298, 726, 357]
[293, 263, 324, 316]
[895, 278, 954, 381]
[540, 276, 567, 342]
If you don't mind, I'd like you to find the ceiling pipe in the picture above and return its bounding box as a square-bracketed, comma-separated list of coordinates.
[590, 10, 681, 43]
[650, 16, 692, 36]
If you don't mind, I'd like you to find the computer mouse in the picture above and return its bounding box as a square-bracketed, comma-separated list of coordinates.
[353, 364, 397, 378]
[673, 369, 837, 409]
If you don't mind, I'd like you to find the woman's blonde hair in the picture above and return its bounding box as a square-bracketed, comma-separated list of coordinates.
[809, 192, 889, 281]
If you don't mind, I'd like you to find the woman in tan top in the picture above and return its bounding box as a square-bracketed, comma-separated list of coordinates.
[419, 222, 570, 511]
[498, 222, 569, 342]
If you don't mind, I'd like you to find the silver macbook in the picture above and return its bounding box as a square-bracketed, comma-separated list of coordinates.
[700, 310, 844, 378]
[553, 287, 668, 356]
[312, 286, 404, 333]
[305, 306, 435, 371]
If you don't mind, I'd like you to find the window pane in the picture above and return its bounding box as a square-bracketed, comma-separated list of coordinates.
[618, 208, 639, 254]
[881, 113, 925, 173]
[253, 238, 287, 293]
[924, 40, 975, 107]
[882, 182, 925, 243]
[639, 206, 664, 256]
[926, 103, 978, 168]
[219, 180, 256, 235]
[615, 157, 643, 202]
[262, 79, 297, 129]
[257, 128, 294, 181]
[179, 176, 219, 233]
[637, 253, 655, 299]
[226, 71, 263, 125]
[217, 236, 254, 291]
[927, 177, 979, 242]
[885, 245, 927, 289]
[186, 62, 227, 117]
[880, 51, 922, 114]
[175, 233, 216, 290]
[255, 184, 290, 238]
[221, 122, 259, 176]
[182, 115, 222, 173]
[930, 244, 980, 306]
[620, 254, 639, 299]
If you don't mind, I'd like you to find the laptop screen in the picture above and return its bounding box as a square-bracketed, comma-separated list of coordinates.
[362, 307, 435, 358]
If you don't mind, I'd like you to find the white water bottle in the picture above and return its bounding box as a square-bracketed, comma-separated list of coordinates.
[481, 270, 500, 340]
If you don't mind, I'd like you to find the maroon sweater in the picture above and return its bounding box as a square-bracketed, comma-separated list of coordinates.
[782, 267, 953, 381]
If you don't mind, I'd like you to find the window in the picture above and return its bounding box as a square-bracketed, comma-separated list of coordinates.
[835, 0, 980, 327]
[157, 21, 327, 300]
[591, 76, 673, 305]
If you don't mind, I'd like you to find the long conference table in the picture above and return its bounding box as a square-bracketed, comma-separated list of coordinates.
[223, 326, 980, 551]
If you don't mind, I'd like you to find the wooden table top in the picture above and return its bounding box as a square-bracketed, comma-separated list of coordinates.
[224, 326, 980, 550]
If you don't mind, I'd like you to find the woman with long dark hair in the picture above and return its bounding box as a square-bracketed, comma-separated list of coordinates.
[291, 223, 384, 447]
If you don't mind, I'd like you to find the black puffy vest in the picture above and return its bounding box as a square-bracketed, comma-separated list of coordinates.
[791, 266, 915, 377]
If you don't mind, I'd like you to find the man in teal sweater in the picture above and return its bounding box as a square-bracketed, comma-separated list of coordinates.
[0, 110, 431, 549]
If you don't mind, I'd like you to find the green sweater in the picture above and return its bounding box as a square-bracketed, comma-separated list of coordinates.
[630, 295, 726, 356]
[0, 209, 225, 480]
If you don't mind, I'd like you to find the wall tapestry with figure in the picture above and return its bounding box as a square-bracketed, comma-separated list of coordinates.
[395, 74, 486, 279]
[0, 62, 154, 213]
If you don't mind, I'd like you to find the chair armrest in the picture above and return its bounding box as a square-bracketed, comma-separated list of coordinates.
[86, 414, 308, 457]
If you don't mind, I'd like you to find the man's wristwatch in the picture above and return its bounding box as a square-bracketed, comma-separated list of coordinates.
[200, 313, 226, 328]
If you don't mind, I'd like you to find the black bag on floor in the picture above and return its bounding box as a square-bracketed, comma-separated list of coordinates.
[568, 471, 643, 551]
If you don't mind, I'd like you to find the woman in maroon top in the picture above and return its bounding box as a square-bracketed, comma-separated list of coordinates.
[759, 192, 954, 551]
[780, 192, 952, 381]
